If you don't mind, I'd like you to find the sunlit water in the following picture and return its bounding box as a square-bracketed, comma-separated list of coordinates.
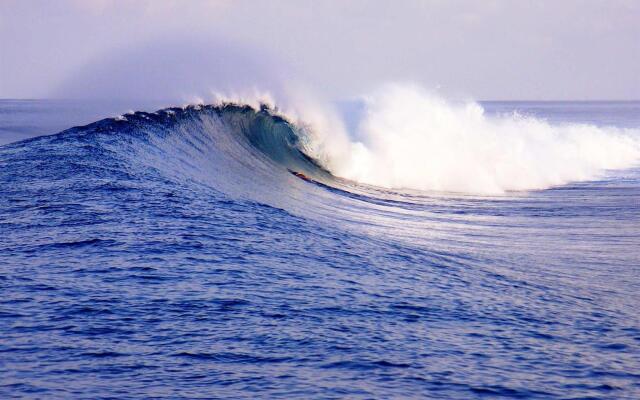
[1, 100, 639, 399]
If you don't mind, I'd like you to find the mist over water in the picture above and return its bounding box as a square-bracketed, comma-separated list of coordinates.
[52, 38, 289, 104]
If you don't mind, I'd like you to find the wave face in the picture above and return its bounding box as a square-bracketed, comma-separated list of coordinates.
[1, 100, 640, 399]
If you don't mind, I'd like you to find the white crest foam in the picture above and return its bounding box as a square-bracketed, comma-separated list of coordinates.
[308, 84, 640, 194]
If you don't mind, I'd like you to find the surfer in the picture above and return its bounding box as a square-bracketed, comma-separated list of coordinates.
[289, 170, 311, 181]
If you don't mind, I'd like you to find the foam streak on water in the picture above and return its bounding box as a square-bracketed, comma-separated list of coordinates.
[1, 99, 639, 399]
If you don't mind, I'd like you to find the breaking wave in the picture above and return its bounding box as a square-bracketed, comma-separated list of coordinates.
[306, 85, 640, 194]
[9, 84, 640, 196]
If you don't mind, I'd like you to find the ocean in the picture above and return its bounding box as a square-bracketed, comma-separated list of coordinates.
[1, 97, 639, 399]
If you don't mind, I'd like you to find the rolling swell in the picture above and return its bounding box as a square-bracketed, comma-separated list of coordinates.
[150, 104, 321, 176]
[3, 103, 326, 189]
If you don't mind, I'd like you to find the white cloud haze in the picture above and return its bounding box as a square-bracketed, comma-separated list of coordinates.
[1, 0, 639, 100]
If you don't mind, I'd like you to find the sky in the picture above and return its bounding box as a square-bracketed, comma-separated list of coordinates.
[0, 0, 639, 101]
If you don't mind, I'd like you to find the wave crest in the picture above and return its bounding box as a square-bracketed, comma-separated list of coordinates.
[308, 85, 640, 194]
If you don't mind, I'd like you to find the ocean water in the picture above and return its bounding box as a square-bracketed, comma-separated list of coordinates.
[1, 99, 640, 399]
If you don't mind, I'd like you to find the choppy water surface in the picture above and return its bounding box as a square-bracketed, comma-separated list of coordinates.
[1, 101, 639, 399]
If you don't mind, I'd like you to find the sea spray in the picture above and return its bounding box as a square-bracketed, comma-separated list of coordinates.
[307, 84, 640, 194]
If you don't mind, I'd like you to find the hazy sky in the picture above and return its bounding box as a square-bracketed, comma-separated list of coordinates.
[1, 0, 639, 100]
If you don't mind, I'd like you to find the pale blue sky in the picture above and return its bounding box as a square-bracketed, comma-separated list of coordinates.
[1, 0, 638, 100]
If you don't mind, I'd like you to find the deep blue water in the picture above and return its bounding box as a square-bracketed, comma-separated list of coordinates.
[1, 100, 640, 399]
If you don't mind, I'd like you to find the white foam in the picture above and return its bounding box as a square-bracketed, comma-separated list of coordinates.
[306, 84, 640, 194]
[209, 89, 277, 111]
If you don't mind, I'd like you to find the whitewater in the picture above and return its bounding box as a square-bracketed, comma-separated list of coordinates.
[1, 90, 640, 399]
[320, 85, 640, 194]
